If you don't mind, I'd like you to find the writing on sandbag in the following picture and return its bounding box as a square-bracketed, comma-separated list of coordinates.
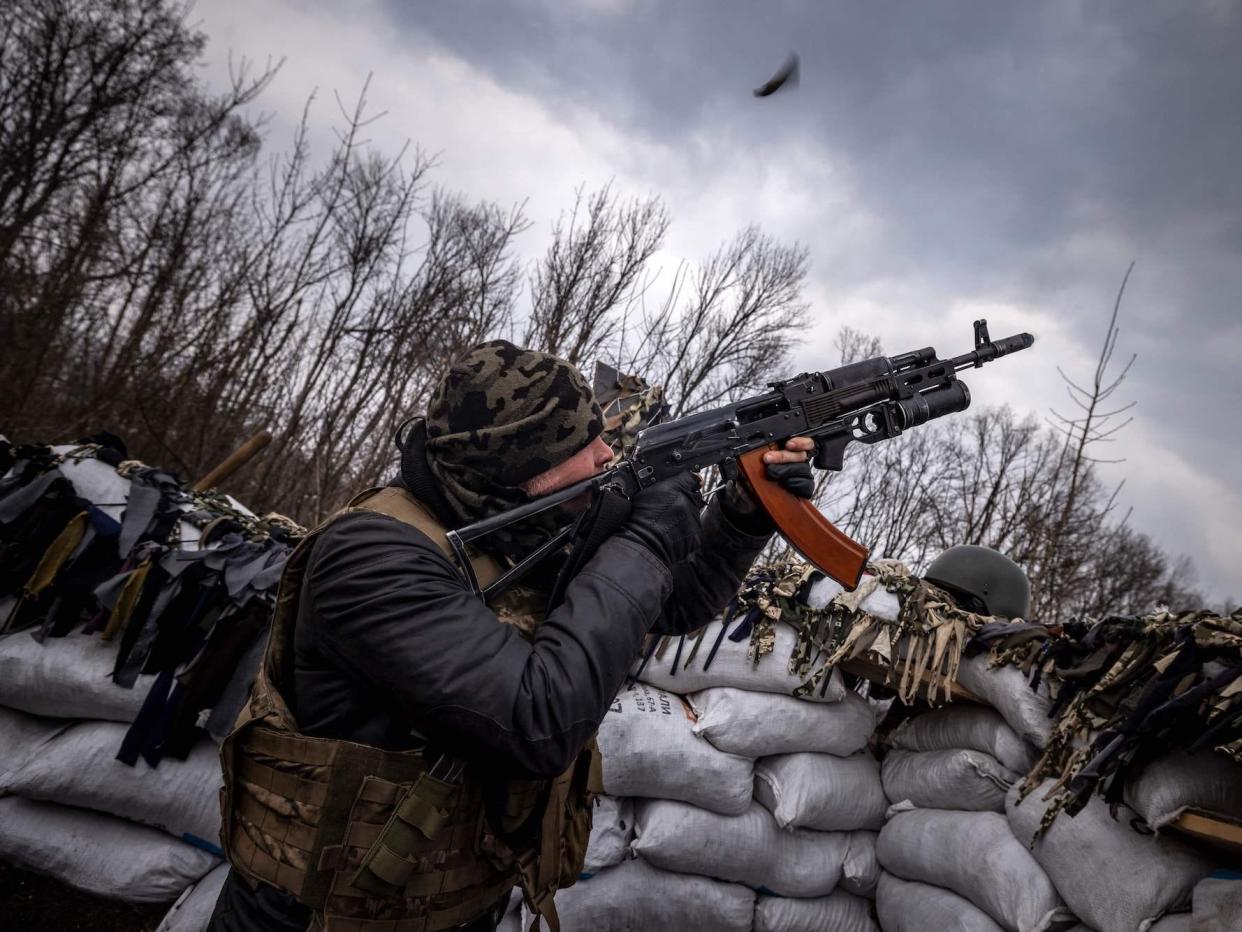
[610, 684, 695, 723]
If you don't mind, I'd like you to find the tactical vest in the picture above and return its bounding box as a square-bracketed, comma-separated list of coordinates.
[218, 487, 598, 932]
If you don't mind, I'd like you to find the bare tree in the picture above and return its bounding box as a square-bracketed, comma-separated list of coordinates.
[524, 184, 667, 366]
[639, 227, 809, 416]
[0, 1, 530, 519]
[790, 311, 1201, 618]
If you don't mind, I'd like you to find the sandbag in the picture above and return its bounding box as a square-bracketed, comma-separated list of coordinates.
[1, 721, 222, 848]
[1007, 781, 1216, 932]
[638, 621, 846, 702]
[633, 799, 849, 897]
[841, 831, 880, 897]
[583, 795, 633, 876]
[881, 748, 1018, 812]
[877, 807, 1065, 931]
[754, 752, 888, 831]
[876, 872, 1005, 932]
[1145, 916, 1191, 931]
[1124, 749, 1242, 830]
[955, 654, 1051, 749]
[754, 890, 878, 932]
[597, 683, 753, 814]
[0, 704, 70, 786]
[1187, 876, 1242, 931]
[56, 450, 205, 549]
[55, 452, 131, 521]
[155, 863, 230, 932]
[807, 576, 902, 621]
[0, 797, 219, 903]
[525, 857, 754, 932]
[0, 630, 156, 721]
[496, 888, 523, 932]
[689, 686, 878, 758]
[887, 706, 1037, 773]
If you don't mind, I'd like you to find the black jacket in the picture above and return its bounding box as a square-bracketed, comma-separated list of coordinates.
[292, 478, 771, 777]
[209, 458, 769, 931]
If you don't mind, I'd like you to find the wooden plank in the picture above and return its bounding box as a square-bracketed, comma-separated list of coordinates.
[840, 656, 983, 705]
[192, 431, 272, 492]
[1171, 811, 1242, 852]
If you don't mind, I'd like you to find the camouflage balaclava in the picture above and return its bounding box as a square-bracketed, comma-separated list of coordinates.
[418, 340, 604, 555]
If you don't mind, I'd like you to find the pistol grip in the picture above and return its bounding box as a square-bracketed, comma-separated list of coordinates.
[737, 444, 869, 591]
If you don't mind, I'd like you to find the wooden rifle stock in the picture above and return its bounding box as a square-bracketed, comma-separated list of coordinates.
[737, 444, 869, 591]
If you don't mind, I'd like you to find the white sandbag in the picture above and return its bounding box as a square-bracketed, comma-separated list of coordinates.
[954, 654, 1051, 749]
[0, 704, 71, 786]
[55, 447, 207, 547]
[527, 858, 754, 932]
[633, 799, 849, 897]
[1188, 876, 1242, 930]
[1, 720, 222, 847]
[754, 890, 878, 932]
[583, 795, 633, 876]
[807, 576, 902, 622]
[155, 863, 230, 932]
[1145, 916, 1191, 931]
[0, 630, 156, 721]
[496, 888, 522, 932]
[877, 807, 1065, 931]
[596, 683, 752, 814]
[1007, 781, 1216, 932]
[841, 831, 880, 897]
[638, 621, 846, 702]
[876, 872, 1006, 932]
[881, 748, 1018, 812]
[55, 452, 131, 524]
[754, 752, 888, 831]
[689, 687, 878, 758]
[1124, 749, 1242, 830]
[888, 706, 1037, 773]
[0, 796, 219, 902]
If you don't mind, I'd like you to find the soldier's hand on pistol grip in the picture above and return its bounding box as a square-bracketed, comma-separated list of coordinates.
[763, 461, 815, 499]
[722, 437, 816, 533]
[616, 470, 705, 567]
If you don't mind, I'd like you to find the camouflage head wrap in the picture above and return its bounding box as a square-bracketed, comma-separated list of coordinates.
[420, 340, 604, 551]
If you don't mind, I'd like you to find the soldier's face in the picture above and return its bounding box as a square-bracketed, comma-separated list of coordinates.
[520, 436, 615, 505]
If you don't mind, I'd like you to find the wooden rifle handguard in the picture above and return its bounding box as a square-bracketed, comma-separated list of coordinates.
[737, 444, 869, 591]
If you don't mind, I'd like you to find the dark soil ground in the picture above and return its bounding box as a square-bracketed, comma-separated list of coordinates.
[0, 861, 170, 932]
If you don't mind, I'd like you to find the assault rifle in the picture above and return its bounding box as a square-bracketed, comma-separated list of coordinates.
[446, 320, 1034, 601]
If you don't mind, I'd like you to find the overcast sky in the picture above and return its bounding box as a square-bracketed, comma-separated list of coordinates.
[196, 0, 1239, 605]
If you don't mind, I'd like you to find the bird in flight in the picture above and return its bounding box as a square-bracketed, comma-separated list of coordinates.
[753, 52, 800, 97]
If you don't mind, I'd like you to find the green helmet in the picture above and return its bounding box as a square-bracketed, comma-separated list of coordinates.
[924, 544, 1031, 619]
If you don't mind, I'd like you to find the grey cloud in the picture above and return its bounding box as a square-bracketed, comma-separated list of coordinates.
[370, 1, 1240, 598]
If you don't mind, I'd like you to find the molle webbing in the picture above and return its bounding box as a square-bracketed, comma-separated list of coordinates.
[227, 724, 519, 927]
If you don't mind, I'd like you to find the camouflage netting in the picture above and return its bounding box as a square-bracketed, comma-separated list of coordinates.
[696, 561, 1242, 837]
[1005, 607, 1242, 833]
[653, 559, 996, 706]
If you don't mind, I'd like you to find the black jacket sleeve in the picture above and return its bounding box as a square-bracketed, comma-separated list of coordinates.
[304, 512, 672, 778]
[651, 495, 772, 636]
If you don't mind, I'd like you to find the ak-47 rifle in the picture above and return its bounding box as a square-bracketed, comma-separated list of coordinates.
[446, 320, 1034, 601]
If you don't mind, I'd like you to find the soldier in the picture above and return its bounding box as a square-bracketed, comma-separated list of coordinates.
[209, 340, 815, 932]
[924, 544, 1032, 619]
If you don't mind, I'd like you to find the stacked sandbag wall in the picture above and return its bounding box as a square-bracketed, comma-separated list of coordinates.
[0, 443, 293, 918]
[537, 588, 893, 932]
[876, 656, 1240, 931]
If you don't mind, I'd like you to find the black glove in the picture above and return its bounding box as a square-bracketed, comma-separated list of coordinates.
[721, 458, 816, 534]
[765, 460, 815, 498]
[616, 471, 704, 567]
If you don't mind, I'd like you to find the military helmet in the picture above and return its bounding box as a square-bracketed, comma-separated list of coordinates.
[924, 544, 1031, 619]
